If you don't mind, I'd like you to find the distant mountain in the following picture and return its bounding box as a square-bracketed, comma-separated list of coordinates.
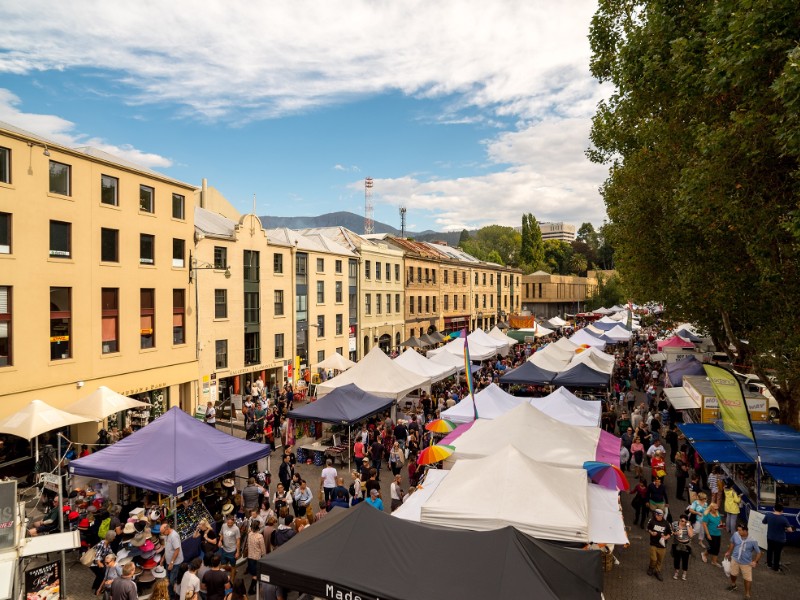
[259, 211, 463, 246]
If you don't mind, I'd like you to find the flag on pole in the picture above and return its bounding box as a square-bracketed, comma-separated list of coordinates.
[460, 329, 478, 420]
[626, 300, 633, 331]
[703, 364, 754, 440]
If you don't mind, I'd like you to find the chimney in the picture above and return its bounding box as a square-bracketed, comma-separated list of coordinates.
[201, 178, 208, 208]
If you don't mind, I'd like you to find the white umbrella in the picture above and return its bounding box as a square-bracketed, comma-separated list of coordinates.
[64, 386, 150, 420]
[313, 351, 356, 372]
[0, 399, 92, 440]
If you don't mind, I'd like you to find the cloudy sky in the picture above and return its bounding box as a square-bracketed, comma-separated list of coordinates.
[0, 0, 610, 232]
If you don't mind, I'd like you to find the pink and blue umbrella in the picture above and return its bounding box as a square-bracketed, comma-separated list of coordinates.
[583, 461, 629, 491]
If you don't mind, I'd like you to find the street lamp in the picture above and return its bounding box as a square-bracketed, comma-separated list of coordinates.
[188, 251, 231, 282]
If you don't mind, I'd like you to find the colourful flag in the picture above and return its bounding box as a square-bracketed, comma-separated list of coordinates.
[703, 364, 754, 440]
[460, 329, 478, 419]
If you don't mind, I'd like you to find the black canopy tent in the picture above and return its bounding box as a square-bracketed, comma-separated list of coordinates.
[286, 383, 395, 469]
[551, 363, 610, 389]
[258, 503, 603, 600]
[499, 360, 557, 385]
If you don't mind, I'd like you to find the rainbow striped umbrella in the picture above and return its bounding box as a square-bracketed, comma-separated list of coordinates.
[417, 444, 456, 466]
[425, 419, 457, 434]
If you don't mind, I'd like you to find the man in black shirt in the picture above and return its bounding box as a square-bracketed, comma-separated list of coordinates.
[646, 509, 673, 580]
[278, 454, 294, 490]
[201, 555, 230, 600]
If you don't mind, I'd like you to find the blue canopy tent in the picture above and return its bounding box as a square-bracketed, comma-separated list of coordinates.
[590, 320, 620, 332]
[499, 361, 557, 386]
[679, 421, 800, 517]
[665, 356, 706, 387]
[69, 406, 271, 496]
[675, 328, 702, 343]
[287, 383, 395, 469]
[551, 363, 610, 389]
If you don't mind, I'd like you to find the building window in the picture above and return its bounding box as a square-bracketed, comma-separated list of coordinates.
[335, 259, 342, 273]
[172, 193, 185, 219]
[49, 161, 71, 196]
[244, 291, 260, 324]
[215, 339, 228, 369]
[408, 266, 413, 283]
[444, 295, 449, 310]
[432, 296, 437, 312]
[365, 260, 371, 279]
[316, 280, 325, 304]
[409, 295, 414, 314]
[417, 296, 422, 313]
[504, 276, 508, 287]
[417, 267, 422, 283]
[336, 346, 343, 356]
[482, 273, 487, 286]
[336, 314, 343, 335]
[101, 175, 118, 206]
[244, 250, 260, 281]
[376, 263, 381, 280]
[316, 258, 324, 272]
[0, 286, 11, 366]
[0, 147, 9, 184]
[173, 289, 186, 344]
[317, 315, 325, 337]
[140, 288, 155, 349]
[214, 246, 227, 269]
[274, 333, 284, 359]
[444, 270, 449, 284]
[395, 264, 400, 281]
[463, 294, 466, 309]
[335, 281, 342, 303]
[376, 293, 382, 314]
[274, 253, 283, 273]
[395, 294, 400, 313]
[49, 287, 71, 360]
[475, 272, 478, 285]
[0, 212, 11, 254]
[462, 272, 466, 285]
[244, 331, 260, 365]
[475, 294, 479, 308]
[139, 184, 154, 212]
[101, 288, 118, 354]
[274, 290, 284, 316]
[140, 234, 155, 265]
[385, 263, 391, 281]
[454, 295, 458, 310]
[100, 228, 118, 262]
[482, 294, 487, 308]
[425, 296, 429, 313]
[365, 294, 371, 315]
[214, 289, 228, 319]
[490, 295, 494, 308]
[433, 270, 437, 284]
[386, 294, 391, 314]
[49, 220, 71, 258]
[172, 238, 185, 268]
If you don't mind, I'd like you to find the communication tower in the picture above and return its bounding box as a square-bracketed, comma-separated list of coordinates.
[364, 177, 374, 235]
[399, 206, 407, 238]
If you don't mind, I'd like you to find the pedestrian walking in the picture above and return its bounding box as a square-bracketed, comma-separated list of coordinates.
[724, 523, 762, 600]
[646, 509, 673, 581]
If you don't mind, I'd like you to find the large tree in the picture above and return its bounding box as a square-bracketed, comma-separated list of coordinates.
[459, 225, 521, 266]
[519, 213, 545, 272]
[589, 0, 800, 428]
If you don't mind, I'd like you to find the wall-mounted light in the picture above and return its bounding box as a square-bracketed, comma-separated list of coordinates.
[76, 381, 85, 389]
[28, 141, 50, 156]
[188, 251, 231, 282]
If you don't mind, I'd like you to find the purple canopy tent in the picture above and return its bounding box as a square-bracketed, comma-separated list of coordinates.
[70, 406, 271, 496]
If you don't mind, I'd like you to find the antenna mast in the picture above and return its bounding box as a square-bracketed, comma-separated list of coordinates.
[399, 206, 407, 238]
[364, 177, 374, 235]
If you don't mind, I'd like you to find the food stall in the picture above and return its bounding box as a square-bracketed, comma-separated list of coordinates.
[682, 375, 768, 423]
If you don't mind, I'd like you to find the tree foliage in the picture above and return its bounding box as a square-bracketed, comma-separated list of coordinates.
[589, 0, 800, 428]
[586, 273, 626, 311]
[519, 213, 545, 272]
[459, 225, 521, 266]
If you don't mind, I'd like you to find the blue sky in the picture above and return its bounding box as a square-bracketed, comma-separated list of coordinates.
[0, 0, 610, 232]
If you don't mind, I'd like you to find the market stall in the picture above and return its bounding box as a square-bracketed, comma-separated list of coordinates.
[440, 383, 528, 424]
[258, 502, 604, 600]
[393, 348, 457, 383]
[499, 361, 557, 386]
[551, 363, 610, 389]
[529, 387, 602, 427]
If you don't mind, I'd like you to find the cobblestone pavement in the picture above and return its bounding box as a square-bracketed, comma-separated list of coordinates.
[35, 404, 798, 600]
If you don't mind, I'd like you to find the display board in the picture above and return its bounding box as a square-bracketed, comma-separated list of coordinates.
[174, 501, 214, 541]
[25, 560, 60, 600]
[747, 509, 768, 550]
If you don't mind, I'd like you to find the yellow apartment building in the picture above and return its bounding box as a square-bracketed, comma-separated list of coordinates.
[302, 227, 405, 356]
[0, 121, 198, 435]
[265, 227, 355, 383]
[521, 270, 599, 318]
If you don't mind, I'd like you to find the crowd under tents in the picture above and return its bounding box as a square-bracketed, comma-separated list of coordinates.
[69, 406, 271, 496]
[315, 346, 431, 399]
[258, 503, 604, 600]
[420, 446, 590, 541]
[665, 355, 706, 387]
[440, 383, 528, 424]
[286, 383, 395, 426]
[394, 348, 457, 383]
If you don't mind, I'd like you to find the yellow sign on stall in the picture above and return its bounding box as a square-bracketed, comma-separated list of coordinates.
[683, 376, 767, 424]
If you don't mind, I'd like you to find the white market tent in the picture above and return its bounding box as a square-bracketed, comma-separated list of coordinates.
[427, 350, 476, 373]
[553, 337, 580, 352]
[516, 325, 555, 339]
[313, 351, 356, 372]
[440, 383, 528, 424]
[528, 387, 602, 427]
[569, 328, 608, 349]
[0, 399, 92, 439]
[568, 350, 615, 375]
[604, 325, 633, 343]
[585, 324, 608, 336]
[529, 344, 572, 371]
[392, 468, 450, 522]
[547, 316, 568, 328]
[394, 348, 456, 383]
[468, 329, 510, 356]
[426, 336, 497, 361]
[487, 326, 518, 346]
[592, 307, 612, 315]
[315, 346, 431, 400]
[446, 403, 601, 468]
[398, 460, 628, 544]
[64, 386, 150, 420]
[420, 446, 590, 542]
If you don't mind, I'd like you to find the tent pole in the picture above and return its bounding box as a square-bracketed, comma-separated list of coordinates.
[172, 495, 178, 530]
[347, 426, 351, 472]
[57, 438, 67, 600]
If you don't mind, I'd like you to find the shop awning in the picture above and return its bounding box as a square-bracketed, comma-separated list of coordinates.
[762, 464, 800, 486]
[663, 387, 699, 410]
[692, 441, 751, 464]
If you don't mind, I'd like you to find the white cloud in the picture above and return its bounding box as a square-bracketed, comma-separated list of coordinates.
[0, 89, 172, 168]
[333, 164, 360, 173]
